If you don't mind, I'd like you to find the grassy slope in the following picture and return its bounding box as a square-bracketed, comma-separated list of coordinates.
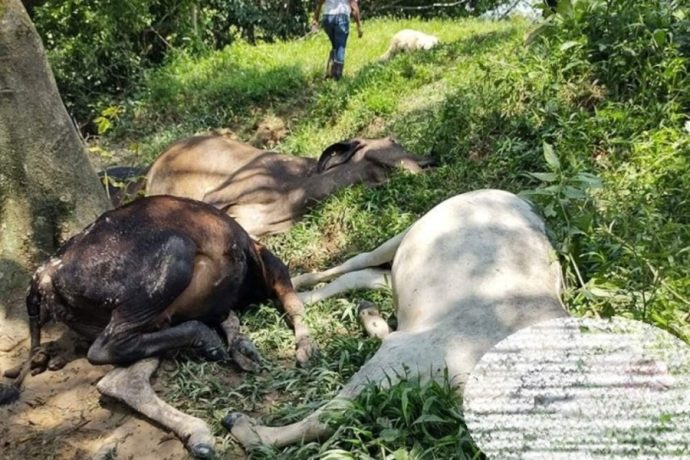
[102, 15, 689, 459]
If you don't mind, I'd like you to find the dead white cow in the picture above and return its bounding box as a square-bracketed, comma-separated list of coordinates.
[381, 29, 440, 60]
[225, 189, 569, 448]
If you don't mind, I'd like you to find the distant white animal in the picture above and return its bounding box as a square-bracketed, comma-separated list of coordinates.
[225, 189, 569, 449]
[381, 29, 440, 60]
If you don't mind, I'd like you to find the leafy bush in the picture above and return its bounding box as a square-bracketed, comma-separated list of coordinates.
[362, 0, 505, 19]
[31, 0, 312, 127]
[520, 0, 690, 339]
[534, 0, 690, 113]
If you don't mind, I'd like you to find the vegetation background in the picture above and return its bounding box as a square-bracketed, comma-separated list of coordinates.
[16, 0, 690, 457]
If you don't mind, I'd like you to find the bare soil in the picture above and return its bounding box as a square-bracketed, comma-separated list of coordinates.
[0, 322, 206, 460]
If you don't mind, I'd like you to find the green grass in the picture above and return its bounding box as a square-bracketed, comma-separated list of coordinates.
[96, 9, 690, 458]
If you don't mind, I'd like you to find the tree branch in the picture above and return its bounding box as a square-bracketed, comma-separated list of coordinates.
[373, 0, 470, 11]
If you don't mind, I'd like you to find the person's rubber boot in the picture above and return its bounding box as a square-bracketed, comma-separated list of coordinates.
[325, 57, 334, 80]
[332, 62, 343, 81]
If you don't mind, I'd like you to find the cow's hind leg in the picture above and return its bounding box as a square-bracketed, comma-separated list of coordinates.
[87, 320, 228, 365]
[290, 230, 407, 290]
[223, 302, 391, 447]
[87, 233, 230, 365]
[97, 358, 215, 458]
[224, 331, 437, 449]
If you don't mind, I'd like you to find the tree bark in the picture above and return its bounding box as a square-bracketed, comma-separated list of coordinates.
[0, 0, 110, 345]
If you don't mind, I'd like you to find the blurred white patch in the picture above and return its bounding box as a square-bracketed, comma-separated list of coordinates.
[464, 317, 690, 458]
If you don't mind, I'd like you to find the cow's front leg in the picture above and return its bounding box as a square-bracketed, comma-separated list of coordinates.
[297, 268, 391, 305]
[97, 357, 215, 458]
[275, 290, 317, 366]
[221, 311, 262, 372]
[255, 243, 317, 365]
[290, 229, 406, 290]
[4, 341, 70, 379]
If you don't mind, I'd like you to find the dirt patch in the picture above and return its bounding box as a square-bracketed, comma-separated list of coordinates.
[0, 323, 242, 460]
[249, 115, 289, 149]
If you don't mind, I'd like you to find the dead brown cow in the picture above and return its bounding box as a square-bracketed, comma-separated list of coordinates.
[146, 135, 435, 238]
[0, 195, 315, 457]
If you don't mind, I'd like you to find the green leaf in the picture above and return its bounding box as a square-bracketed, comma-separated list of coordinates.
[94, 116, 112, 135]
[563, 185, 586, 200]
[528, 172, 558, 182]
[413, 414, 451, 425]
[560, 40, 580, 51]
[587, 286, 616, 298]
[392, 449, 410, 460]
[524, 21, 552, 46]
[573, 173, 603, 188]
[652, 29, 666, 48]
[543, 142, 561, 170]
[379, 428, 402, 442]
[543, 202, 557, 218]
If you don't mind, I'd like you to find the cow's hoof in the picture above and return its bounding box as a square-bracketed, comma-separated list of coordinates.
[30, 348, 49, 375]
[290, 272, 319, 290]
[295, 336, 318, 367]
[357, 300, 377, 314]
[3, 364, 22, 379]
[200, 346, 229, 362]
[231, 338, 262, 372]
[48, 355, 67, 371]
[0, 384, 20, 405]
[357, 301, 391, 340]
[223, 412, 263, 448]
[189, 443, 215, 458]
[222, 412, 242, 431]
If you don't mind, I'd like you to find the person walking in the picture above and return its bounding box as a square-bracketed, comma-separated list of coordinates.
[313, 0, 363, 81]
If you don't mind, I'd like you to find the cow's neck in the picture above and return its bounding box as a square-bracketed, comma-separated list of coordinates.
[300, 165, 369, 203]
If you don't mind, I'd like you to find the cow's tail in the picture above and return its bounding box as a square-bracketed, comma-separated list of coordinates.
[0, 273, 46, 405]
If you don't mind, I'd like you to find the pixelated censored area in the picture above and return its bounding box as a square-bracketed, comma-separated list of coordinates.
[464, 317, 690, 459]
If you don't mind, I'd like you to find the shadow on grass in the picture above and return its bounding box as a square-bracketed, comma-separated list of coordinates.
[123, 62, 317, 143]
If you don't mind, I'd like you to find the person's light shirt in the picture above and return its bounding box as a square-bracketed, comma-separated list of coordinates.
[323, 0, 351, 16]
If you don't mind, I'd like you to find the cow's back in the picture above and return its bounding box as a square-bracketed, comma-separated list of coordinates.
[390, 189, 567, 382]
[146, 136, 268, 199]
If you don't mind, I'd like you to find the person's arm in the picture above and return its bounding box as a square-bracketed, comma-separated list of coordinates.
[350, 0, 363, 37]
[313, 0, 325, 29]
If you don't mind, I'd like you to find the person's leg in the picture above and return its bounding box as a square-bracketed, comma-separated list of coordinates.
[327, 50, 334, 78]
[331, 14, 350, 80]
[322, 15, 337, 78]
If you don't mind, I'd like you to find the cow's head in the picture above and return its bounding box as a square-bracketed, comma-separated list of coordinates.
[316, 137, 436, 177]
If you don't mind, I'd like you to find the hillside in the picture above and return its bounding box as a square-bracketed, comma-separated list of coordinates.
[92, 10, 689, 458]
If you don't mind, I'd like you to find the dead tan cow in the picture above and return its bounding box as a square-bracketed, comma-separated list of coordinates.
[381, 29, 440, 60]
[145, 135, 435, 238]
[224, 189, 569, 448]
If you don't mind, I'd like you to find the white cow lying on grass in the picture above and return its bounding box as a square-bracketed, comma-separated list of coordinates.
[381, 29, 440, 60]
[225, 189, 569, 448]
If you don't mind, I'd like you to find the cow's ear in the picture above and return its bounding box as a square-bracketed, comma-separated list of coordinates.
[316, 139, 365, 172]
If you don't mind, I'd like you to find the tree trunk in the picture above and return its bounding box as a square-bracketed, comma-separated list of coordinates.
[0, 0, 110, 349]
